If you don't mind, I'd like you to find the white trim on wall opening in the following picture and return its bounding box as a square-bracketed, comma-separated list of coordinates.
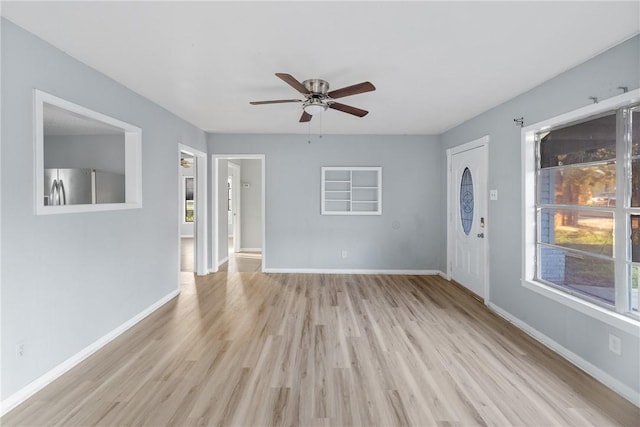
[228, 161, 242, 253]
[34, 89, 142, 215]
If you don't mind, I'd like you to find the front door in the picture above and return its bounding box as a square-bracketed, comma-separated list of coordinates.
[450, 142, 488, 299]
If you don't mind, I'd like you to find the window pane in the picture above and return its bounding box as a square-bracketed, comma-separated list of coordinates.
[632, 215, 640, 263]
[631, 264, 639, 313]
[185, 177, 194, 200]
[540, 209, 613, 257]
[539, 113, 616, 168]
[632, 159, 640, 207]
[538, 164, 616, 206]
[460, 167, 474, 235]
[185, 200, 195, 223]
[539, 246, 614, 305]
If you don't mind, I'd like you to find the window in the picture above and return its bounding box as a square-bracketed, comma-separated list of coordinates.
[34, 89, 142, 214]
[460, 167, 474, 235]
[523, 90, 640, 325]
[184, 177, 194, 223]
[321, 167, 382, 215]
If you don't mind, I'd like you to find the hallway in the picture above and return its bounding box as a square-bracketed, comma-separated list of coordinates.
[181, 237, 262, 273]
[220, 236, 261, 273]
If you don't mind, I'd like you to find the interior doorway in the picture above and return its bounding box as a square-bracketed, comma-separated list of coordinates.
[212, 155, 265, 273]
[178, 144, 208, 277]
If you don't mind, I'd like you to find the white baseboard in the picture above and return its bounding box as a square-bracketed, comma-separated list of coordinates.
[487, 302, 640, 408]
[438, 271, 450, 280]
[262, 268, 444, 276]
[239, 247, 261, 253]
[0, 289, 180, 417]
[180, 234, 194, 238]
[218, 256, 229, 267]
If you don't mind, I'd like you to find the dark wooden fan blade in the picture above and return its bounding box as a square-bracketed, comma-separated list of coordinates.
[328, 102, 369, 117]
[250, 99, 302, 105]
[276, 73, 310, 94]
[328, 81, 375, 99]
[299, 111, 312, 122]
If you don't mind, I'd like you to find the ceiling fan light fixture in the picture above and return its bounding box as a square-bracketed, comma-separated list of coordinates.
[303, 100, 328, 116]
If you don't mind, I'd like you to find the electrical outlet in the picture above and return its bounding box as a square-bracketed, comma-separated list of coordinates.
[609, 334, 622, 355]
[490, 189, 498, 200]
[341, 250, 348, 259]
[16, 342, 25, 358]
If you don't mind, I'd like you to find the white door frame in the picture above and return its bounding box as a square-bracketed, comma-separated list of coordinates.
[212, 154, 266, 273]
[446, 135, 490, 303]
[228, 162, 242, 253]
[178, 144, 208, 277]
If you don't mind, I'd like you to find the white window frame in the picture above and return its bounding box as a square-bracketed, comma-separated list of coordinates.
[34, 89, 142, 215]
[522, 89, 640, 335]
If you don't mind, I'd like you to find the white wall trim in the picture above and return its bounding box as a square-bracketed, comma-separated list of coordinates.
[239, 247, 262, 253]
[438, 271, 450, 280]
[262, 268, 445, 276]
[228, 161, 241, 253]
[218, 256, 229, 267]
[488, 302, 640, 408]
[34, 89, 143, 215]
[0, 289, 179, 417]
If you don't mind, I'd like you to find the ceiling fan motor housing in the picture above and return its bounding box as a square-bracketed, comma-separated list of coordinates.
[303, 79, 330, 96]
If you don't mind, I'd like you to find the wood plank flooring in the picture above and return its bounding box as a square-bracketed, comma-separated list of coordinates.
[3, 272, 638, 426]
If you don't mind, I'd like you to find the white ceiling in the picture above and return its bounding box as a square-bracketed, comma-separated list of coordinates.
[44, 103, 124, 136]
[3, 1, 639, 135]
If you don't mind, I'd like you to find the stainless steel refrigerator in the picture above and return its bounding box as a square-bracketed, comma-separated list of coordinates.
[44, 168, 125, 206]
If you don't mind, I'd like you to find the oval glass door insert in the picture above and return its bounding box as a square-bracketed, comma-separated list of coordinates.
[460, 167, 474, 235]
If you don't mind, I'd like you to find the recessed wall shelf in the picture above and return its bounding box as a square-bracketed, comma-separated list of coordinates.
[321, 167, 382, 215]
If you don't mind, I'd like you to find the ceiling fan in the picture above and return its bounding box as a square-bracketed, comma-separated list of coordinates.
[250, 73, 376, 122]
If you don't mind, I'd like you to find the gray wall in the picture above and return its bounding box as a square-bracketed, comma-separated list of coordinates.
[208, 134, 443, 271]
[440, 35, 640, 397]
[1, 19, 206, 400]
[240, 159, 262, 250]
[44, 134, 125, 174]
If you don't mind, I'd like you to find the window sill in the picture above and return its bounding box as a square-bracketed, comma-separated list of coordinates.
[522, 279, 639, 336]
[36, 202, 142, 215]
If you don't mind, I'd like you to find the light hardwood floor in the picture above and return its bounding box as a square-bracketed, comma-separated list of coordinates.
[3, 273, 638, 426]
[180, 237, 194, 272]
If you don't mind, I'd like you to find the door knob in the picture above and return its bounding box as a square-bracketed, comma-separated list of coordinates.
[477, 233, 484, 238]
